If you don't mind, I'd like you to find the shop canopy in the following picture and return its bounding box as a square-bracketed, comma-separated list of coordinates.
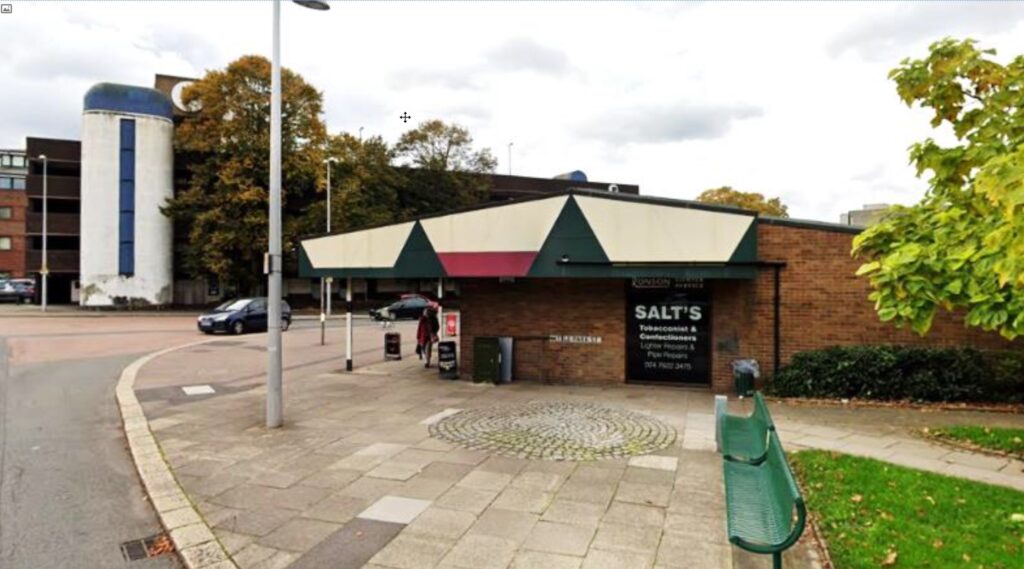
[299, 190, 760, 280]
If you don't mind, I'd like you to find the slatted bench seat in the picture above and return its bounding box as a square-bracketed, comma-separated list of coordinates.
[723, 429, 806, 569]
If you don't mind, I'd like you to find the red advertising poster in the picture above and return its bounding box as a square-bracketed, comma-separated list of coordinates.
[446, 313, 458, 336]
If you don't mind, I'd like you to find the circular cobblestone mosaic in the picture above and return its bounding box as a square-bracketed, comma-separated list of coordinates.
[429, 401, 677, 461]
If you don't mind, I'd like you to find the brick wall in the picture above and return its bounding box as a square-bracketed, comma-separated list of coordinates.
[459, 279, 626, 384]
[716, 222, 1018, 392]
[0, 190, 27, 277]
[456, 222, 1018, 392]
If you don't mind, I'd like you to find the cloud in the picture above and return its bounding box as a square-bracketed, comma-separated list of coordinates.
[577, 103, 763, 144]
[852, 163, 885, 183]
[830, 2, 1024, 61]
[390, 38, 572, 91]
[390, 67, 479, 91]
[141, 28, 219, 70]
[485, 38, 571, 76]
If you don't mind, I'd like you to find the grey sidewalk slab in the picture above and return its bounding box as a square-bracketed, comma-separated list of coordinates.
[132, 339, 1024, 569]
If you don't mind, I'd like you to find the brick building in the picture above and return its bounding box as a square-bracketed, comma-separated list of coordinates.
[299, 190, 1017, 393]
[26, 138, 82, 303]
[0, 149, 28, 279]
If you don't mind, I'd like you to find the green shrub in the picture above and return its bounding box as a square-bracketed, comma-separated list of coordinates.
[768, 345, 1023, 403]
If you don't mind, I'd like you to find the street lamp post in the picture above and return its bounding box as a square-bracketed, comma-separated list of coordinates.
[267, 0, 330, 429]
[320, 156, 337, 345]
[325, 156, 336, 316]
[39, 154, 48, 312]
[507, 142, 513, 175]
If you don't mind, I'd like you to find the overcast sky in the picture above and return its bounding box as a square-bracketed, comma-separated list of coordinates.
[4, 1, 1024, 222]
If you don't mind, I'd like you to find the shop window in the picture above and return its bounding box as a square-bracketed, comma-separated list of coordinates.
[0, 207, 11, 219]
[0, 237, 11, 251]
[119, 119, 136, 276]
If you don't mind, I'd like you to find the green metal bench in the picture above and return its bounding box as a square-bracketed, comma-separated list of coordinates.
[723, 430, 806, 569]
[718, 391, 774, 464]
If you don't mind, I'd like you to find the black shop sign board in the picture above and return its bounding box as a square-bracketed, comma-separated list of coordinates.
[438, 341, 458, 380]
[626, 278, 710, 385]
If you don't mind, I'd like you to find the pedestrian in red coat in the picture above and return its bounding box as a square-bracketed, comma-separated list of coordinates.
[416, 305, 440, 368]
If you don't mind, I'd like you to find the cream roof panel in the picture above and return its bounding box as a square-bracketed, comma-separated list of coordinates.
[575, 196, 754, 263]
[421, 196, 568, 253]
[304, 222, 415, 269]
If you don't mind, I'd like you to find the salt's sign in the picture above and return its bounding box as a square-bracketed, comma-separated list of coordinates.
[626, 278, 710, 385]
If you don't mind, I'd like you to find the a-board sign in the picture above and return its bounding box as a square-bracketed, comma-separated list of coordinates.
[626, 278, 710, 385]
[438, 341, 458, 379]
[384, 332, 402, 360]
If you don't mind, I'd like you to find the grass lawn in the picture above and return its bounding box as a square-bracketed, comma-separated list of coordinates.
[790, 450, 1024, 569]
[926, 425, 1024, 458]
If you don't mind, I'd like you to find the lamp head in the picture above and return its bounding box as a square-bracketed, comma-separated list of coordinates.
[294, 0, 331, 10]
[38, 154, 47, 160]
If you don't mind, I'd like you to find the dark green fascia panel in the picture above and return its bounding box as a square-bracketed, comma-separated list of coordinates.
[728, 218, 759, 264]
[392, 221, 446, 278]
[528, 195, 610, 277]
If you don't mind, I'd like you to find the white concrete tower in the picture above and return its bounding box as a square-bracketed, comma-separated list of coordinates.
[80, 83, 174, 306]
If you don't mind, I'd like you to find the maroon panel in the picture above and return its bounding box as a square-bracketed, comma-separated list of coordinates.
[437, 252, 538, 277]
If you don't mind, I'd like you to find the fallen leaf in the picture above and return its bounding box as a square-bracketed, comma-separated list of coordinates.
[851, 494, 864, 503]
[1010, 513, 1024, 523]
[932, 539, 944, 549]
[882, 550, 898, 566]
[963, 553, 971, 562]
[925, 495, 936, 505]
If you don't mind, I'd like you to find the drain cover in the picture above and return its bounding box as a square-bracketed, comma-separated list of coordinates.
[120, 534, 174, 561]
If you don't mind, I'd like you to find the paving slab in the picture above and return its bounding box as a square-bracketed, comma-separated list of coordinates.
[289, 518, 405, 569]
[358, 495, 432, 524]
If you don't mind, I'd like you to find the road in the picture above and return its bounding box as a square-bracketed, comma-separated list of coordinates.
[0, 313, 421, 569]
[0, 337, 183, 568]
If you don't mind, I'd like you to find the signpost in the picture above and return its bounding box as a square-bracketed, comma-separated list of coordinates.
[626, 278, 710, 385]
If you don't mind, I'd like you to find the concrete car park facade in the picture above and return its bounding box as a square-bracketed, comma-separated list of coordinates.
[300, 190, 1018, 392]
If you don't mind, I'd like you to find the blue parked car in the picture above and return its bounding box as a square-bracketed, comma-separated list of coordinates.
[197, 297, 292, 335]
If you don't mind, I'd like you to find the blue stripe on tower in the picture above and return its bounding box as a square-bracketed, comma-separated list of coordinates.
[118, 118, 135, 276]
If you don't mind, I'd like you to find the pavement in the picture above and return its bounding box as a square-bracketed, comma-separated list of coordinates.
[131, 328, 823, 569]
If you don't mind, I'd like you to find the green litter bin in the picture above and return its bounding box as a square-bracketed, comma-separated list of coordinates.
[473, 337, 500, 384]
[731, 359, 759, 397]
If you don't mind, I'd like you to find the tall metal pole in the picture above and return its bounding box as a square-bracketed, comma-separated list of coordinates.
[325, 159, 332, 316]
[40, 155, 48, 312]
[507, 142, 513, 175]
[345, 276, 353, 371]
[437, 278, 444, 340]
[266, 0, 284, 428]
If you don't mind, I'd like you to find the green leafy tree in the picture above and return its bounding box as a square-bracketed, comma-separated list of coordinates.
[296, 133, 404, 237]
[696, 186, 789, 217]
[394, 120, 497, 215]
[853, 38, 1024, 339]
[163, 55, 327, 294]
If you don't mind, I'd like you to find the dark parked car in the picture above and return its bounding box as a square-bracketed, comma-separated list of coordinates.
[0, 279, 35, 304]
[197, 298, 292, 335]
[369, 294, 431, 321]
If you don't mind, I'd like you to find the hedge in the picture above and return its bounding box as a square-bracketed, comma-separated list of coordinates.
[768, 346, 1024, 403]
